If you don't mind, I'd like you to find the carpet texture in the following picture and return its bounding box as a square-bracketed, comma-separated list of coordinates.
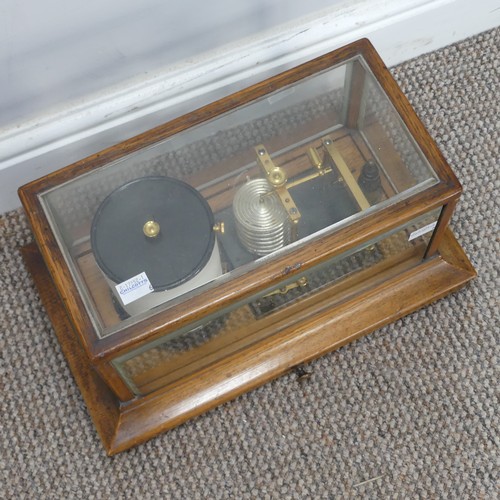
[1, 28, 498, 498]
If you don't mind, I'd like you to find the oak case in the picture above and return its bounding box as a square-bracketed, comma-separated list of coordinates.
[19, 39, 475, 454]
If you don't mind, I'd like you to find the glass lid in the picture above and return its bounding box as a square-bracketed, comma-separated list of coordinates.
[39, 54, 439, 338]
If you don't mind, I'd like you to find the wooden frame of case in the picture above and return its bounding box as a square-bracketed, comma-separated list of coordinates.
[19, 39, 476, 454]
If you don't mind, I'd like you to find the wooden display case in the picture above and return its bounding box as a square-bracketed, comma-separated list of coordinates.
[19, 39, 475, 455]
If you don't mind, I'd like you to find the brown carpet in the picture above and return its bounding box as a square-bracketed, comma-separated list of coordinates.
[1, 28, 498, 498]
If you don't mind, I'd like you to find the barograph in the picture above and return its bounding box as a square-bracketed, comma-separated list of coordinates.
[19, 39, 475, 454]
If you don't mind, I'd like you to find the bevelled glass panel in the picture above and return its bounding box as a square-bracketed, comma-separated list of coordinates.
[114, 209, 441, 395]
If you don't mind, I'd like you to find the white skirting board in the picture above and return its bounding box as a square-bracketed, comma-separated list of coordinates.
[1, 0, 499, 213]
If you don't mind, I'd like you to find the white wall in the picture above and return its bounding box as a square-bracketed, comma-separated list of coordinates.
[1, 0, 345, 130]
[1, 0, 499, 213]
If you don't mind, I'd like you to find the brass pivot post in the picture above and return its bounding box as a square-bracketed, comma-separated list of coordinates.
[254, 145, 301, 240]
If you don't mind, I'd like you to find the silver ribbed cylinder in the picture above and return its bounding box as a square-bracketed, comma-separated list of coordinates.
[233, 178, 292, 256]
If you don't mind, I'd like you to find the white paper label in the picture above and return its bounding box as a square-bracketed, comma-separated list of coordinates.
[408, 221, 437, 241]
[115, 272, 154, 306]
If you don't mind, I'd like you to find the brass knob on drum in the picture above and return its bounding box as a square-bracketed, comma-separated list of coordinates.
[143, 220, 160, 238]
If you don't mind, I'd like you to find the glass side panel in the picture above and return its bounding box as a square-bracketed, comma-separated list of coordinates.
[114, 209, 441, 395]
[39, 55, 439, 338]
[355, 60, 436, 193]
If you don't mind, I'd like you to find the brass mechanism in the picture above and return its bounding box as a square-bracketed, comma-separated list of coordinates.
[322, 136, 370, 211]
[307, 147, 322, 170]
[251, 140, 370, 250]
[265, 276, 308, 297]
[213, 222, 225, 234]
[255, 144, 334, 201]
[286, 148, 333, 189]
[255, 145, 300, 222]
[143, 220, 160, 238]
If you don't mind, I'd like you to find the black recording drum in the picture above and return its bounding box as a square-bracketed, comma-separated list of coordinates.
[91, 176, 222, 316]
